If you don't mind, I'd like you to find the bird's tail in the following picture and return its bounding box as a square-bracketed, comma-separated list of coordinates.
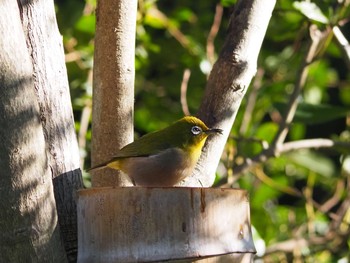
[86, 161, 109, 172]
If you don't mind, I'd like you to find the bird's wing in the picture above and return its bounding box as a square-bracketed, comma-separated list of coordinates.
[111, 130, 173, 159]
[86, 130, 173, 172]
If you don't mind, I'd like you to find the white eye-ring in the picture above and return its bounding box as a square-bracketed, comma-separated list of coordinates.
[191, 126, 202, 135]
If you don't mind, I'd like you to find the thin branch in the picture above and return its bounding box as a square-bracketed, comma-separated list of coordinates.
[330, 172, 350, 230]
[304, 172, 317, 234]
[331, 197, 350, 230]
[319, 179, 345, 213]
[266, 197, 350, 256]
[279, 138, 350, 153]
[233, 138, 350, 176]
[180, 68, 191, 116]
[264, 231, 336, 255]
[206, 3, 223, 66]
[233, 26, 330, 176]
[231, 148, 273, 179]
[64, 38, 88, 69]
[333, 25, 350, 69]
[79, 102, 92, 169]
[272, 25, 326, 148]
[231, 135, 269, 149]
[148, 7, 193, 52]
[254, 167, 302, 197]
[264, 200, 350, 257]
[239, 68, 264, 135]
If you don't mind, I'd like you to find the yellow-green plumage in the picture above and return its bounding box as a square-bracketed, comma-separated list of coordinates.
[87, 116, 222, 186]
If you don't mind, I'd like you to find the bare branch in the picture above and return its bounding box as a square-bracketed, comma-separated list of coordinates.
[333, 25, 350, 69]
[330, 172, 350, 230]
[233, 26, 331, 177]
[279, 138, 350, 153]
[264, 232, 335, 255]
[272, 25, 327, 148]
[239, 68, 264, 135]
[79, 70, 93, 169]
[232, 148, 272, 178]
[147, 7, 193, 52]
[254, 167, 302, 197]
[319, 179, 345, 213]
[206, 3, 223, 66]
[233, 138, 350, 176]
[264, 194, 350, 257]
[180, 68, 191, 116]
[78, 103, 92, 169]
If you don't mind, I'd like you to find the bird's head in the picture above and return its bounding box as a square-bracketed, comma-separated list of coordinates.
[166, 116, 223, 153]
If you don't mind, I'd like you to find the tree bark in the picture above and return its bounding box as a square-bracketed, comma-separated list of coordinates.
[77, 188, 255, 262]
[91, 0, 137, 187]
[18, 0, 84, 261]
[0, 0, 67, 261]
[183, 0, 276, 186]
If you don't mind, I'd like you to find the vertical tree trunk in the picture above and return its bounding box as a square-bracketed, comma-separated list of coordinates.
[0, 0, 67, 261]
[91, 0, 138, 187]
[183, 0, 276, 186]
[18, 0, 84, 261]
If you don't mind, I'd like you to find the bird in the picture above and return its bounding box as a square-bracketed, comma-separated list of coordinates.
[87, 116, 222, 187]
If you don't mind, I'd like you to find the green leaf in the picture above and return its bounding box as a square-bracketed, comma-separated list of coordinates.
[251, 182, 281, 207]
[220, 0, 237, 7]
[293, 1, 329, 24]
[289, 123, 306, 140]
[288, 150, 336, 177]
[173, 8, 195, 22]
[256, 122, 279, 143]
[144, 11, 167, 29]
[274, 102, 349, 124]
[75, 15, 96, 34]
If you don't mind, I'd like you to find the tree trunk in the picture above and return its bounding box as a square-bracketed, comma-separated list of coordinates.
[91, 0, 137, 187]
[183, 0, 276, 186]
[77, 188, 255, 262]
[18, 0, 84, 261]
[0, 0, 67, 261]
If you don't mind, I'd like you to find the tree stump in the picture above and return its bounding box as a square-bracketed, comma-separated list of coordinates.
[77, 187, 255, 262]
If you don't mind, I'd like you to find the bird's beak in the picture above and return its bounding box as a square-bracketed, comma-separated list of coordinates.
[205, 128, 223, 135]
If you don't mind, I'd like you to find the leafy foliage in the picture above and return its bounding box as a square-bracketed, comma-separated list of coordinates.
[55, 0, 350, 261]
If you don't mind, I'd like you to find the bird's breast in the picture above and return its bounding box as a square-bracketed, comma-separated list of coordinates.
[118, 147, 198, 187]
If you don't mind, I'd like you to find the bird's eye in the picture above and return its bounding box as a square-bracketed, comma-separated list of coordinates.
[191, 126, 202, 135]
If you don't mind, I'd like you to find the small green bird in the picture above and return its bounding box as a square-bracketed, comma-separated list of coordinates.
[87, 116, 222, 187]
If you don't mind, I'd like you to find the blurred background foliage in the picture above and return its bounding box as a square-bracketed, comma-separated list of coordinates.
[55, 0, 350, 261]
